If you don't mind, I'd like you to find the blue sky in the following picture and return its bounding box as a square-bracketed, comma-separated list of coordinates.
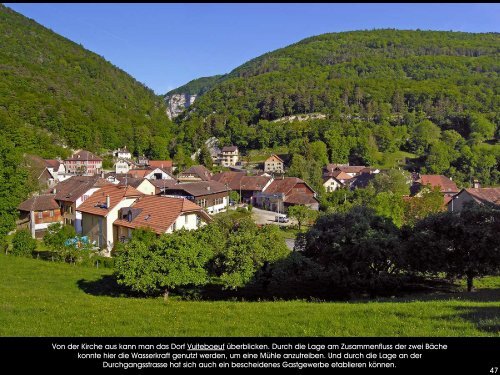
[5, 3, 500, 94]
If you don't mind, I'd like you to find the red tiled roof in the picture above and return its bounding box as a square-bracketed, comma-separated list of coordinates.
[222, 146, 238, 152]
[264, 177, 308, 195]
[148, 160, 173, 169]
[240, 176, 272, 191]
[211, 171, 245, 189]
[178, 165, 213, 181]
[325, 164, 367, 174]
[65, 150, 102, 161]
[164, 181, 229, 197]
[18, 194, 59, 212]
[265, 154, 284, 163]
[420, 175, 458, 193]
[114, 196, 211, 234]
[211, 172, 271, 191]
[464, 188, 500, 206]
[51, 176, 112, 202]
[324, 170, 354, 181]
[77, 185, 142, 216]
[284, 193, 319, 205]
[44, 159, 60, 169]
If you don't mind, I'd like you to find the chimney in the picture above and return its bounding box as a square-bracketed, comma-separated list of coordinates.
[53, 188, 57, 194]
[106, 195, 110, 208]
[101, 171, 105, 178]
[207, 185, 211, 191]
[473, 179, 480, 189]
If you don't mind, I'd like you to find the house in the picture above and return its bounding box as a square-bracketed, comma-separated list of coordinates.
[324, 164, 379, 178]
[254, 177, 319, 212]
[413, 174, 459, 197]
[177, 165, 213, 182]
[78, 185, 143, 254]
[211, 171, 273, 203]
[115, 177, 157, 196]
[114, 196, 212, 241]
[114, 159, 133, 174]
[148, 160, 173, 174]
[219, 146, 239, 167]
[17, 194, 62, 238]
[150, 179, 179, 195]
[44, 159, 66, 180]
[264, 154, 284, 174]
[447, 187, 500, 212]
[349, 173, 376, 190]
[64, 150, 103, 176]
[160, 181, 230, 214]
[128, 167, 175, 180]
[137, 156, 149, 167]
[322, 175, 345, 193]
[114, 147, 131, 160]
[50, 175, 112, 233]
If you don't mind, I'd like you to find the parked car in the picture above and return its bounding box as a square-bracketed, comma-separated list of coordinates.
[275, 215, 289, 223]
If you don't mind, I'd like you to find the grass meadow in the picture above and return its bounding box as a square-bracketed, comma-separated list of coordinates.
[0, 253, 498, 336]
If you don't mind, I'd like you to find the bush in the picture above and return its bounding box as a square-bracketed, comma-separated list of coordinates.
[43, 223, 76, 250]
[11, 230, 36, 257]
[247, 204, 253, 212]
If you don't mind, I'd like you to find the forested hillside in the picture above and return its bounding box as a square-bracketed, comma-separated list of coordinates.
[166, 75, 223, 97]
[174, 29, 499, 187]
[0, 5, 175, 241]
[0, 4, 174, 158]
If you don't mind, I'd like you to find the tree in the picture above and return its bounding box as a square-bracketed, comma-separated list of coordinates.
[303, 206, 402, 293]
[197, 144, 213, 168]
[43, 223, 76, 250]
[11, 229, 37, 257]
[403, 187, 444, 226]
[308, 141, 329, 167]
[371, 169, 411, 196]
[410, 120, 441, 154]
[287, 154, 308, 180]
[426, 141, 451, 174]
[370, 192, 405, 228]
[288, 205, 315, 231]
[208, 214, 289, 289]
[468, 113, 495, 142]
[404, 206, 500, 291]
[114, 229, 212, 299]
[229, 190, 240, 204]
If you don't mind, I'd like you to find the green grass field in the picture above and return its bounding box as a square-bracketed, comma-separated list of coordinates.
[0, 253, 498, 337]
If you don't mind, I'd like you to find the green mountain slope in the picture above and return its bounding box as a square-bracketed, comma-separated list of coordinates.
[173, 29, 499, 187]
[166, 75, 223, 97]
[0, 4, 174, 158]
[0, 4, 177, 240]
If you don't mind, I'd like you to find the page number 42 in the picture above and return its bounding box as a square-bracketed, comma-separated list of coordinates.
[490, 368, 498, 374]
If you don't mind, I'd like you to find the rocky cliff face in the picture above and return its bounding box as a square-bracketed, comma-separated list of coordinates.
[164, 93, 197, 119]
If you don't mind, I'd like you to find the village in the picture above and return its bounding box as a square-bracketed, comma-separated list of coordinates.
[16, 144, 500, 257]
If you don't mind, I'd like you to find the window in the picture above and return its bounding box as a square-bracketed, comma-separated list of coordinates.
[38, 212, 43, 219]
[49, 210, 54, 217]
[172, 222, 177, 231]
[196, 216, 201, 228]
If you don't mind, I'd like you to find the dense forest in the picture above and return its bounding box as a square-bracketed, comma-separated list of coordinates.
[0, 4, 175, 159]
[172, 29, 499, 187]
[0, 5, 177, 241]
[165, 75, 223, 97]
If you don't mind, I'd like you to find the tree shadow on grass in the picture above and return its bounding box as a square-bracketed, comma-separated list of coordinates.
[77, 275, 137, 298]
[453, 306, 500, 334]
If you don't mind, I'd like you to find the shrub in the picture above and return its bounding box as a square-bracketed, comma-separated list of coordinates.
[11, 230, 36, 257]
